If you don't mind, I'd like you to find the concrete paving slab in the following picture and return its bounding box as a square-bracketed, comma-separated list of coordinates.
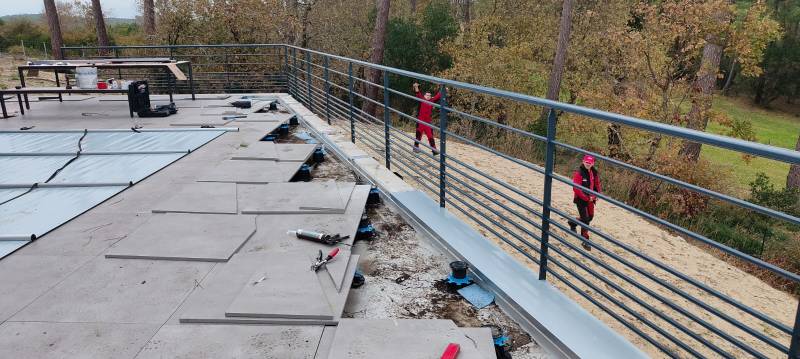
[459, 327, 497, 359]
[314, 326, 337, 359]
[326, 319, 488, 359]
[240, 185, 369, 291]
[230, 141, 280, 160]
[136, 324, 324, 359]
[151, 182, 238, 214]
[224, 252, 334, 320]
[177, 252, 358, 325]
[238, 181, 355, 214]
[198, 160, 301, 184]
[0, 322, 158, 359]
[105, 213, 256, 262]
[17, 211, 151, 257]
[12, 257, 213, 324]
[274, 143, 318, 162]
[232, 112, 293, 123]
[299, 182, 355, 211]
[0, 254, 93, 322]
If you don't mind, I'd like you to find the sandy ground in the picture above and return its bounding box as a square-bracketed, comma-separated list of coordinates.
[341, 120, 798, 358]
[303, 132, 547, 358]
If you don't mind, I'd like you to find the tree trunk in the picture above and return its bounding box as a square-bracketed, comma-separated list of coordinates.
[43, 0, 64, 59]
[462, 0, 471, 25]
[535, 0, 573, 134]
[300, 4, 311, 48]
[721, 57, 736, 94]
[143, 0, 156, 35]
[91, 0, 110, 51]
[410, 0, 416, 14]
[362, 0, 391, 118]
[789, 135, 800, 189]
[679, 9, 729, 161]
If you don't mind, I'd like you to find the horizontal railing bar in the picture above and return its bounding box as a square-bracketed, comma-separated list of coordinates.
[443, 130, 546, 176]
[544, 257, 687, 358]
[286, 44, 800, 164]
[553, 140, 800, 227]
[545, 205, 793, 336]
[551, 171, 800, 284]
[445, 197, 542, 263]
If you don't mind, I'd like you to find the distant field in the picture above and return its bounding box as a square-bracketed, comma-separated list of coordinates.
[702, 96, 800, 191]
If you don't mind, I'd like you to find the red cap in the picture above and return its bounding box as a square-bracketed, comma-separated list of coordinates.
[582, 155, 595, 165]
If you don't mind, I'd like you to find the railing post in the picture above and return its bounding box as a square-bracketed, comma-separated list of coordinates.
[538, 108, 558, 280]
[306, 51, 313, 112]
[324, 55, 331, 125]
[383, 71, 391, 169]
[114, 48, 122, 80]
[438, 85, 448, 208]
[348, 62, 355, 143]
[790, 301, 800, 359]
[292, 48, 298, 100]
[224, 52, 231, 93]
[284, 46, 289, 92]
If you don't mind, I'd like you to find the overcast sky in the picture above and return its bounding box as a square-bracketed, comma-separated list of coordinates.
[0, 0, 138, 18]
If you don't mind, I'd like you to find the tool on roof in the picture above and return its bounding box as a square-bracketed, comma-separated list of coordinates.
[311, 247, 340, 272]
[440, 343, 460, 359]
[288, 229, 349, 245]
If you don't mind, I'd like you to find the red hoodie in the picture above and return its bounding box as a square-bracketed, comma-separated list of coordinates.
[572, 166, 601, 203]
[415, 91, 441, 122]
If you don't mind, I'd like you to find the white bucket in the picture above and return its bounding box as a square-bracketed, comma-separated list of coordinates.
[75, 67, 98, 89]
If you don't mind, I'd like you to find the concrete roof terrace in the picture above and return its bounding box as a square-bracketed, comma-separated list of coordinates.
[0, 94, 543, 358]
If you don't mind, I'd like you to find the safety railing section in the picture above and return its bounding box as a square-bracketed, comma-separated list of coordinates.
[280, 45, 800, 359]
[61, 44, 287, 94]
[63, 44, 800, 358]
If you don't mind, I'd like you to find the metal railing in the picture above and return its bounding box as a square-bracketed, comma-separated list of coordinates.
[64, 44, 800, 358]
[61, 44, 287, 94]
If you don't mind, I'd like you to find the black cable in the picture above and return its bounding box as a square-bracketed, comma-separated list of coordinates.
[44, 129, 87, 184]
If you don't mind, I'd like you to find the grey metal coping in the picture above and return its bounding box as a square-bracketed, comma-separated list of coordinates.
[284, 95, 648, 359]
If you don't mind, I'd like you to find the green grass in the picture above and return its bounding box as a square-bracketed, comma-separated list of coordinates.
[701, 96, 800, 191]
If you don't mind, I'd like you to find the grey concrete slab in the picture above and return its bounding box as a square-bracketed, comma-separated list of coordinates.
[326, 319, 487, 359]
[300, 182, 355, 211]
[238, 181, 356, 214]
[0, 322, 158, 359]
[230, 141, 280, 160]
[240, 185, 369, 291]
[135, 324, 324, 359]
[0, 254, 93, 322]
[198, 160, 301, 184]
[105, 213, 256, 262]
[224, 252, 334, 320]
[243, 215, 357, 293]
[274, 143, 318, 162]
[460, 327, 496, 359]
[16, 211, 151, 257]
[151, 182, 238, 214]
[314, 326, 337, 359]
[12, 257, 213, 324]
[177, 252, 358, 325]
[232, 112, 293, 123]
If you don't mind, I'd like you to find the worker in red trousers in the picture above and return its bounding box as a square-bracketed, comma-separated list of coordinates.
[412, 82, 441, 155]
[568, 154, 602, 251]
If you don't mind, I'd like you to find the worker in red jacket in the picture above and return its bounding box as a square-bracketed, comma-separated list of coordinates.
[412, 82, 441, 155]
[568, 154, 601, 251]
